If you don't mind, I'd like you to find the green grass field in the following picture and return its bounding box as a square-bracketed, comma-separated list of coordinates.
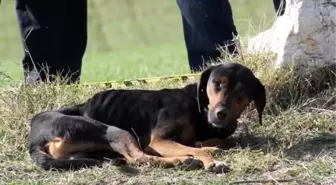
[1, 1, 335, 185]
[0, 0, 276, 83]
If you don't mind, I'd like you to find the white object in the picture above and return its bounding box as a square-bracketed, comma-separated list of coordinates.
[248, 0, 336, 68]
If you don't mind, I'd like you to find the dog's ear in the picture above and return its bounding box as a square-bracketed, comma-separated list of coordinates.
[253, 78, 266, 125]
[197, 66, 215, 114]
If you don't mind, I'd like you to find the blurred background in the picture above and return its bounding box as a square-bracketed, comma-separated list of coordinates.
[0, 0, 276, 84]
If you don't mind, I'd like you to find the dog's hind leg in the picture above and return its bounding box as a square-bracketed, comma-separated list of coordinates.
[30, 112, 200, 170]
[104, 126, 202, 170]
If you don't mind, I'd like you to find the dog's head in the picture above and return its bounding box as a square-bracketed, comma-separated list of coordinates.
[197, 62, 266, 129]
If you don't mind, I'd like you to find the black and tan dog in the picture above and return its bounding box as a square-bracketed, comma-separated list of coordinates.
[28, 62, 266, 174]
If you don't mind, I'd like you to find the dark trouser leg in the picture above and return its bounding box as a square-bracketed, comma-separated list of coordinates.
[16, 0, 87, 84]
[177, 0, 238, 72]
[60, 0, 87, 83]
[273, 0, 286, 16]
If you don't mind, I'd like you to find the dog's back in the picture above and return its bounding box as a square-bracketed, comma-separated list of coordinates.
[82, 88, 198, 130]
[28, 85, 200, 170]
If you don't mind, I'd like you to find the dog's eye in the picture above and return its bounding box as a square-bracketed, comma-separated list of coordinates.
[214, 83, 225, 90]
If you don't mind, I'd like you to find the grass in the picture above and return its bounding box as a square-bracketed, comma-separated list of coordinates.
[0, 51, 335, 184]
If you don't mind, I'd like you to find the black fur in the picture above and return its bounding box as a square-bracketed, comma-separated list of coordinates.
[28, 62, 266, 170]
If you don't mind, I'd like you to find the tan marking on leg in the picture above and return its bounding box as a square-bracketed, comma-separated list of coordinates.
[106, 130, 200, 169]
[47, 137, 68, 158]
[116, 142, 199, 169]
[47, 137, 109, 159]
[146, 137, 216, 170]
[195, 138, 232, 150]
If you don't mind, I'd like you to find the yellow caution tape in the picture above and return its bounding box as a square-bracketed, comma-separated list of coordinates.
[73, 73, 201, 88]
[0, 73, 201, 92]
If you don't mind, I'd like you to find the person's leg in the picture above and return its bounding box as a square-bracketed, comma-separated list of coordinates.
[181, 16, 217, 72]
[16, 0, 86, 84]
[177, 0, 238, 72]
[273, 0, 286, 16]
[16, 0, 61, 84]
[59, 0, 87, 83]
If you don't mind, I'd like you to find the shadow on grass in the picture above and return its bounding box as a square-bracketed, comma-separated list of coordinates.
[117, 165, 141, 177]
[230, 132, 336, 160]
[284, 132, 336, 160]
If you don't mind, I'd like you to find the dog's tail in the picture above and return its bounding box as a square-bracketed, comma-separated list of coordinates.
[30, 146, 102, 171]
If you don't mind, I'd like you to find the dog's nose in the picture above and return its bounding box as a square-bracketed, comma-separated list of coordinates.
[215, 107, 228, 120]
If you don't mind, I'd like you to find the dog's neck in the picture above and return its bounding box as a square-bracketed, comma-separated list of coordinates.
[182, 83, 198, 97]
[182, 83, 208, 118]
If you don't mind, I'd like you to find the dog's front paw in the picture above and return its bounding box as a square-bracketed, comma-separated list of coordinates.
[180, 157, 203, 170]
[205, 161, 230, 174]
